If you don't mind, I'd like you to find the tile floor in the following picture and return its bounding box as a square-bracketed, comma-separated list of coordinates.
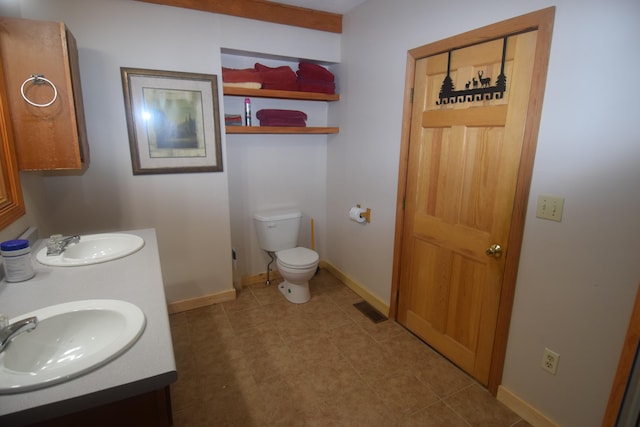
[169, 269, 531, 426]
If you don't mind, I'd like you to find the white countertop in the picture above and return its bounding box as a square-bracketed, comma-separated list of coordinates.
[0, 229, 177, 426]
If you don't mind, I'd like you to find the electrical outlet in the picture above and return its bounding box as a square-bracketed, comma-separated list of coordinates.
[536, 195, 564, 222]
[541, 348, 560, 375]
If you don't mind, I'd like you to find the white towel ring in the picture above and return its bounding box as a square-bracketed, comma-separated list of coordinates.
[20, 74, 58, 108]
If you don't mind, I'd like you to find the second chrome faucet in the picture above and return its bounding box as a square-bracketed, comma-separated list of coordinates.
[46, 234, 80, 256]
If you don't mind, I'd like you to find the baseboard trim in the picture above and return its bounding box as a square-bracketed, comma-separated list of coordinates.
[319, 260, 390, 317]
[167, 288, 236, 314]
[241, 270, 283, 287]
[497, 385, 559, 427]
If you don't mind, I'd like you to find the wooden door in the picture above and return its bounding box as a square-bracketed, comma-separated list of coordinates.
[396, 30, 538, 385]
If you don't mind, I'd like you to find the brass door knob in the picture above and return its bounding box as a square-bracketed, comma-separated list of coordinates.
[486, 244, 503, 258]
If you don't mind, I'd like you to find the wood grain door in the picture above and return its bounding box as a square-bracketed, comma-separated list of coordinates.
[396, 30, 538, 385]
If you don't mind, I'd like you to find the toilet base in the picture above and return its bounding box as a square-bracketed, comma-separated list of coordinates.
[278, 280, 310, 304]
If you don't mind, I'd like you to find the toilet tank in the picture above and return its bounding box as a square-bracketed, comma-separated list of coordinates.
[253, 208, 302, 252]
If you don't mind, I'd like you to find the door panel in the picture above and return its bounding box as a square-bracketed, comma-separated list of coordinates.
[397, 31, 538, 385]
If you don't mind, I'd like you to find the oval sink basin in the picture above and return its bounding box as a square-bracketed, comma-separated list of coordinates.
[36, 233, 144, 267]
[0, 299, 146, 394]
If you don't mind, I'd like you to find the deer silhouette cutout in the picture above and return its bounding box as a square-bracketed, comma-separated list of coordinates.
[478, 71, 491, 88]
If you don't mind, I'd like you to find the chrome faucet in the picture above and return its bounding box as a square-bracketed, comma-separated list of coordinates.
[0, 316, 38, 353]
[46, 234, 80, 256]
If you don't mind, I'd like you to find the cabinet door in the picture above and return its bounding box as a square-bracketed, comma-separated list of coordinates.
[0, 17, 89, 171]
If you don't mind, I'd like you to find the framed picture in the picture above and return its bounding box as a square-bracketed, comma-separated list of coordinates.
[121, 68, 223, 174]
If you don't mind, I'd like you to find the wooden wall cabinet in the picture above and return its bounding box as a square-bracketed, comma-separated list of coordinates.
[0, 16, 89, 171]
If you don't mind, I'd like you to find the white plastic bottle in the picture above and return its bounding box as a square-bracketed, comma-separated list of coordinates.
[1, 239, 35, 282]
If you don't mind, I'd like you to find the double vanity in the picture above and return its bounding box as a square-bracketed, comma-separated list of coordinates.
[0, 229, 177, 426]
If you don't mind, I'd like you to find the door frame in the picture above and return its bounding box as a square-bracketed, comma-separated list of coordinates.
[390, 7, 555, 395]
[602, 282, 640, 426]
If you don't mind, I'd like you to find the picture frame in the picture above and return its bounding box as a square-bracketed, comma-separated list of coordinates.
[121, 67, 223, 174]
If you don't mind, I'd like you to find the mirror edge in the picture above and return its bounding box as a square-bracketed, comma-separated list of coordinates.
[0, 51, 26, 230]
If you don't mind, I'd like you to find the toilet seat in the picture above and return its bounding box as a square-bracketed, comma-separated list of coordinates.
[276, 247, 319, 269]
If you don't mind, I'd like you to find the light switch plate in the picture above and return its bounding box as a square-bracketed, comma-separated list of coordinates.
[536, 195, 564, 222]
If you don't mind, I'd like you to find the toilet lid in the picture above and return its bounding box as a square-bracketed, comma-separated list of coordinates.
[277, 247, 319, 269]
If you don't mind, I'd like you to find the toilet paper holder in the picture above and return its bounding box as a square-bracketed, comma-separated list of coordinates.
[357, 204, 371, 223]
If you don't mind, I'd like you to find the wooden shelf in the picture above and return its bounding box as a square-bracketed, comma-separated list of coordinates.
[223, 86, 339, 102]
[226, 126, 339, 134]
[223, 85, 339, 135]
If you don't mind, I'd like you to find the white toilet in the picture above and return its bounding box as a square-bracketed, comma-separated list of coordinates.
[253, 208, 319, 304]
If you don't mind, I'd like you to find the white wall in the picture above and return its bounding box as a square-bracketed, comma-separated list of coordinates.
[12, 0, 339, 302]
[334, 0, 640, 425]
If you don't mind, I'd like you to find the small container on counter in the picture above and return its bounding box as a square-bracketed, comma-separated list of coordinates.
[1, 239, 35, 282]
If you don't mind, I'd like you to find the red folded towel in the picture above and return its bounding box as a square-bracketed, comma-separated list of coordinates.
[297, 77, 336, 94]
[256, 109, 308, 121]
[257, 109, 308, 127]
[225, 114, 243, 126]
[222, 67, 263, 83]
[254, 63, 298, 90]
[297, 61, 335, 82]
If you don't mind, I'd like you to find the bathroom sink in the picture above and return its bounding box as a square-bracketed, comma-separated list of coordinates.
[0, 299, 146, 394]
[36, 233, 144, 267]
